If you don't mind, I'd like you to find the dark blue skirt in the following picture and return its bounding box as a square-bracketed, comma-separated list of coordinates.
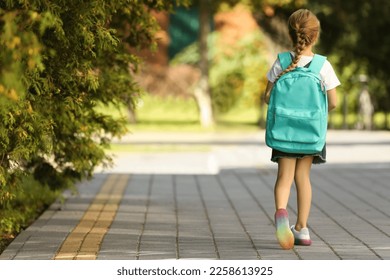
[271, 145, 326, 164]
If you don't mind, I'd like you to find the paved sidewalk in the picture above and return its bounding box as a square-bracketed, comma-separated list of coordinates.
[1, 130, 390, 260]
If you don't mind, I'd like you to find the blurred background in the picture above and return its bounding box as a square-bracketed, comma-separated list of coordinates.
[129, 0, 390, 132]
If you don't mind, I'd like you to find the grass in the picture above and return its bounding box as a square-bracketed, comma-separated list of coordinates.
[127, 95, 262, 133]
[101, 95, 263, 154]
[122, 95, 390, 132]
[329, 111, 390, 130]
[0, 176, 62, 254]
[108, 143, 211, 153]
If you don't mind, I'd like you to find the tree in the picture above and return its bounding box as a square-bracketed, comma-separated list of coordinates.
[309, 0, 390, 125]
[172, 0, 299, 127]
[257, 0, 390, 128]
[195, 0, 214, 127]
[0, 0, 188, 203]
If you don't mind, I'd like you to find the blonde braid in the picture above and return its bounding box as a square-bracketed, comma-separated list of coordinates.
[274, 9, 320, 82]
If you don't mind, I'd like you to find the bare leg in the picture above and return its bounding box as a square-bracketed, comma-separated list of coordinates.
[274, 157, 296, 249]
[294, 156, 313, 231]
[274, 158, 296, 210]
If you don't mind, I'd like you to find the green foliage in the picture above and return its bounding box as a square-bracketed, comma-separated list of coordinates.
[172, 31, 269, 114]
[0, 175, 60, 237]
[211, 32, 269, 113]
[216, 0, 302, 10]
[257, 0, 390, 127]
[302, 0, 390, 113]
[0, 0, 189, 204]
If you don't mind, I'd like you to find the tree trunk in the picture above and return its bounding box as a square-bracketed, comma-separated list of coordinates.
[127, 103, 137, 124]
[196, 0, 214, 128]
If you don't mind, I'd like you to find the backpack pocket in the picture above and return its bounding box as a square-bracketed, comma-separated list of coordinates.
[270, 107, 322, 144]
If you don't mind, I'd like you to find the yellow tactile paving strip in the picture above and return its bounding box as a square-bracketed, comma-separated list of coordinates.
[54, 174, 129, 260]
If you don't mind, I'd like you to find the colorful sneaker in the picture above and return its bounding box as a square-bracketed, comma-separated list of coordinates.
[274, 209, 294, 250]
[291, 226, 312, 246]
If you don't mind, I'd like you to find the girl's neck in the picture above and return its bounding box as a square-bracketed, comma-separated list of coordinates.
[300, 46, 314, 56]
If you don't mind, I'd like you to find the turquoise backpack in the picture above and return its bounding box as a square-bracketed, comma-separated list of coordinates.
[265, 52, 328, 154]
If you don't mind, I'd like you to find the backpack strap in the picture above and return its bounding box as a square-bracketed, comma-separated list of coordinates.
[308, 54, 327, 74]
[278, 52, 327, 73]
[277, 52, 292, 70]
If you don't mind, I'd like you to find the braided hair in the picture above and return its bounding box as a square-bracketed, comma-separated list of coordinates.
[275, 9, 320, 81]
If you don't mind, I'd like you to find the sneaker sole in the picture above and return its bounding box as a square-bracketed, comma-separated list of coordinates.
[294, 239, 312, 246]
[290, 226, 312, 246]
[275, 209, 294, 250]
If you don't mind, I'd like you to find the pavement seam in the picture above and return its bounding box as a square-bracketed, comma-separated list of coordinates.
[195, 175, 220, 259]
[135, 174, 153, 260]
[173, 175, 180, 259]
[334, 169, 390, 217]
[313, 171, 384, 259]
[331, 170, 390, 238]
[216, 174, 262, 259]
[363, 169, 390, 193]
[54, 174, 129, 260]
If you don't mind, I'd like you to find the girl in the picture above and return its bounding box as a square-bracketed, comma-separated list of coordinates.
[264, 9, 340, 250]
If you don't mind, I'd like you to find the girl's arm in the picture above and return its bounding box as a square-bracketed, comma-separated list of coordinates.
[327, 88, 337, 111]
[263, 81, 274, 104]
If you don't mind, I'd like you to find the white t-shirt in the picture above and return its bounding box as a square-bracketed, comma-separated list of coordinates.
[266, 52, 341, 90]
